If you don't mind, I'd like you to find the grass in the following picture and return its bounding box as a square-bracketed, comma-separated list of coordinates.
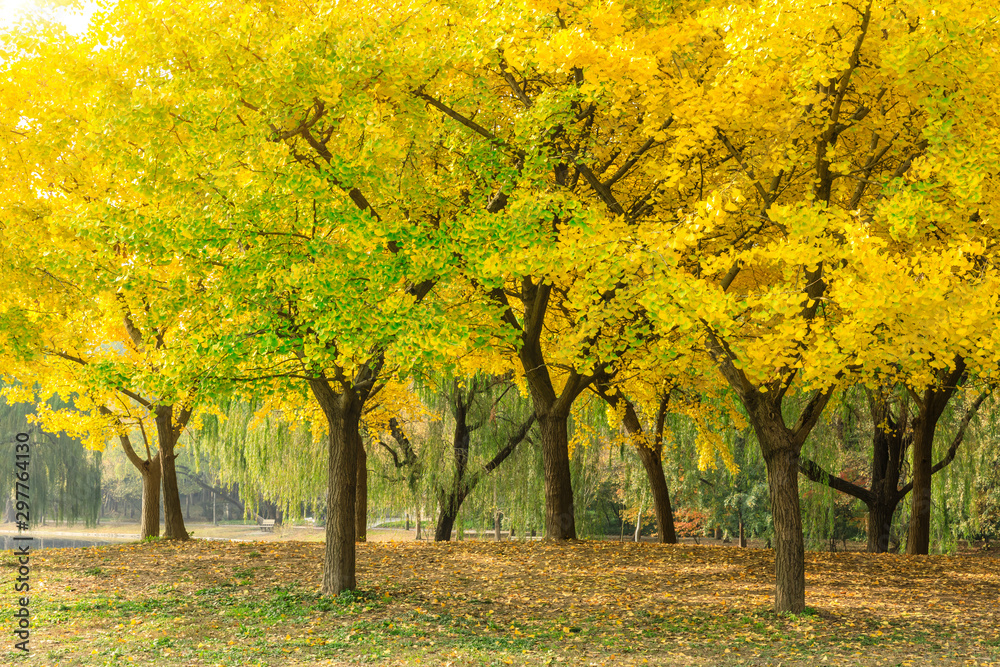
[1, 538, 998, 665]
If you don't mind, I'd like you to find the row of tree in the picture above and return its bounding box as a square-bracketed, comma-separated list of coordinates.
[2, 0, 998, 612]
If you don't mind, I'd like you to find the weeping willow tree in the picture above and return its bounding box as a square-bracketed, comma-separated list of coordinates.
[798, 389, 871, 551]
[366, 372, 540, 541]
[928, 391, 997, 553]
[0, 394, 101, 526]
[193, 400, 328, 523]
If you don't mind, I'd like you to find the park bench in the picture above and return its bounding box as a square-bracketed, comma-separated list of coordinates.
[258, 519, 275, 533]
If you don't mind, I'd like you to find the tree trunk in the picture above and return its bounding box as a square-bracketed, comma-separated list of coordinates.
[738, 511, 747, 548]
[509, 280, 588, 542]
[415, 506, 422, 540]
[599, 387, 678, 543]
[765, 445, 805, 613]
[139, 453, 162, 540]
[634, 499, 644, 542]
[906, 422, 934, 555]
[907, 360, 965, 555]
[495, 511, 502, 541]
[635, 445, 677, 543]
[866, 495, 901, 553]
[538, 414, 576, 540]
[356, 441, 367, 542]
[310, 380, 361, 595]
[156, 406, 189, 541]
[435, 503, 459, 542]
[435, 485, 467, 542]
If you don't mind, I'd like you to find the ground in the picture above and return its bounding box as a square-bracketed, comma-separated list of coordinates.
[1, 523, 999, 666]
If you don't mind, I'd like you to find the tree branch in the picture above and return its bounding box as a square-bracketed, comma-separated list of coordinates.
[799, 457, 873, 504]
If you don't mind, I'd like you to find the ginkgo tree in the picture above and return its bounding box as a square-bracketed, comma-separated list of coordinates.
[634, 0, 1000, 612]
[408, 0, 734, 541]
[5, 0, 999, 617]
[0, 17, 243, 541]
[3, 0, 511, 595]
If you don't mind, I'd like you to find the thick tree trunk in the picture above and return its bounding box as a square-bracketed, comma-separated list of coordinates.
[156, 406, 189, 541]
[906, 422, 934, 555]
[435, 483, 468, 542]
[764, 446, 805, 613]
[311, 380, 362, 595]
[139, 453, 162, 540]
[538, 414, 576, 540]
[867, 495, 901, 553]
[356, 442, 367, 542]
[435, 503, 459, 542]
[635, 444, 677, 543]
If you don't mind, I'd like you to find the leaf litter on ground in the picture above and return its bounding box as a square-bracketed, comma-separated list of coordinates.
[2, 539, 998, 666]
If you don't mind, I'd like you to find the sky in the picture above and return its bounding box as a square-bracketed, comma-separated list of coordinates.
[0, 0, 96, 34]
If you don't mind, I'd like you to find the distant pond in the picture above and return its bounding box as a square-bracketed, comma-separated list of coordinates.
[1, 534, 133, 551]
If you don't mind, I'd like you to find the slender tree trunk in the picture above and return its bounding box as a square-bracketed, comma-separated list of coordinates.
[764, 445, 805, 613]
[510, 280, 586, 542]
[738, 510, 747, 548]
[415, 506, 422, 541]
[310, 380, 361, 595]
[156, 406, 189, 541]
[356, 442, 367, 542]
[906, 361, 965, 555]
[599, 387, 678, 543]
[538, 414, 576, 540]
[634, 498, 644, 542]
[139, 453, 162, 540]
[495, 512, 502, 541]
[635, 445, 677, 543]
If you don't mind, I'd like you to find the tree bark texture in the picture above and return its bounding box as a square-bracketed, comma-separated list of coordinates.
[139, 452, 162, 540]
[116, 430, 163, 540]
[435, 501, 462, 542]
[634, 441, 677, 544]
[906, 420, 935, 555]
[907, 360, 965, 555]
[311, 379, 362, 595]
[505, 279, 592, 541]
[765, 445, 806, 613]
[866, 497, 900, 553]
[356, 441, 367, 542]
[729, 384, 829, 613]
[156, 406, 189, 541]
[538, 414, 576, 540]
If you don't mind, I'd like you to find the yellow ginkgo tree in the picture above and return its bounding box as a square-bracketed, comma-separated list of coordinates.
[636, 0, 1000, 611]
